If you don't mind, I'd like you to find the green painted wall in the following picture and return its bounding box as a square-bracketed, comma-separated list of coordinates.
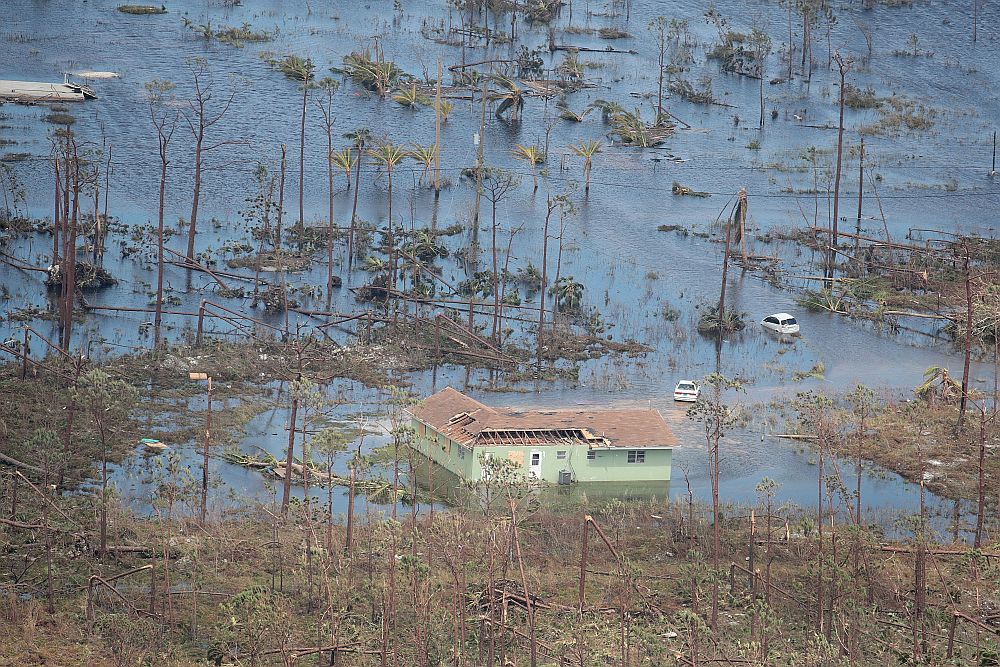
[409, 418, 672, 484]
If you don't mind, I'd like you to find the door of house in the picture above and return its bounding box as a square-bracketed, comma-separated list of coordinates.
[529, 451, 542, 478]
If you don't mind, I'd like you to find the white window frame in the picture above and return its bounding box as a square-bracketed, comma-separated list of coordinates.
[627, 450, 646, 464]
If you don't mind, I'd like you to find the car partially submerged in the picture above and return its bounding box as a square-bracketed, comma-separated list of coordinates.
[673, 380, 700, 402]
[761, 313, 800, 335]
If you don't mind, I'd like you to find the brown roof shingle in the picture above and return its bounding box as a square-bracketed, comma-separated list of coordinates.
[409, 387, 677, 449]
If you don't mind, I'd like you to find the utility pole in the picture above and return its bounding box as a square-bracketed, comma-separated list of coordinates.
[472, 74, 488, 234]
[855, 137, 865, 258]
[991, 130, 996, 176]
[189, 372, 213, 524]
[434, 60, 442, 196]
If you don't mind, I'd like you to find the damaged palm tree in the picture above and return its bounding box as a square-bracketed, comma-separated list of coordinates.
[698, 189, 748, 335]
[340, 46, 406, 95]
[492, 75, 525, 122]
[45, 261, 116, 290]
[608, 107, 673, 147]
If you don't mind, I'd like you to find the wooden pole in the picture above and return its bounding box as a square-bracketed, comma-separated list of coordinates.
[200, 376, 212, 524]
[196, 301, 206, 346]
[21, 328, 28, 380]
[992, 130, 996, 175]
[434, 60, 442, 196]
[855, 137, 864, 258]
[578, 516, 589, 615]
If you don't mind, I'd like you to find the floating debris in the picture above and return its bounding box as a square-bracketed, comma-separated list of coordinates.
[140, 438, 168, 452]
[0, 78, 97, 103]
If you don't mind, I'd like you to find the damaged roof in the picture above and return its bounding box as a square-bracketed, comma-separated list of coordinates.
[409, 386, 677, 449]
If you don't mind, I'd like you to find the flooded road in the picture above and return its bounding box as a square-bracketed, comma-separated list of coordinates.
[1, 0, 998, 526]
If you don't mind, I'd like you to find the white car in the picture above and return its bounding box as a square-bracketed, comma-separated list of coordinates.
[673, 380, 700, 402]
[761, 312, 800, 335]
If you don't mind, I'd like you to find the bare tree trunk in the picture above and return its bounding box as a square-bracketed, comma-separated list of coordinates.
[281, 352, 302, 517]
[276, 144, 287, 250]
[959, 245, 973, 428]
[52, 155, 61, 264]
[62, 147, 80, 351]
[154, 156, 166, 348]
[975, 409, 987, 547]
[326, 121, 336, 309]
[491, 199, 500, 340]
[101, 146, 111, 264]
[347, 141, 364, 274]
[187, 127, 203, 261]
[830, 55, 849, 279]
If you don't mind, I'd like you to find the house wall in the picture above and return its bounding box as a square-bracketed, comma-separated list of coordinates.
[410, 418, 672, 484]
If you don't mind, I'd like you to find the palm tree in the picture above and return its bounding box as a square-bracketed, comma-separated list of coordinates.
[331, 148, 355, 190]
[408, 143, 435, 186]
[367, 142, 408, 297]
[568, 139, 602, 192]
[392, 84, 429, 108]
[587, 98, 625, 122]
[493, 76, 525, 122]
[513, 144, 545, 191]
[435, 99, 454, 122]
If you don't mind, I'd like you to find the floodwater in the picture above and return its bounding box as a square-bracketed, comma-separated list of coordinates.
[1, 0, 998, 532]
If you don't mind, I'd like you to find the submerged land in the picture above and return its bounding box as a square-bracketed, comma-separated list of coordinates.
[1, 0, 1000, 663]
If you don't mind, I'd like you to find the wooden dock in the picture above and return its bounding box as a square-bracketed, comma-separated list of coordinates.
[0, 79, 97, 103]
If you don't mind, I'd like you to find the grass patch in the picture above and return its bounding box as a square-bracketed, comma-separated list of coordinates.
[861, 95, 936, 136]
[657, 224, 689, 235]
[43, 113, 75, 125]
[792, 361, 826, 381]
[843, 83, 881, 110]
[598, 27, 631, 39]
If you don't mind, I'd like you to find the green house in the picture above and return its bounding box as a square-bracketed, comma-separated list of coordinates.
[408, 387, 675, 485]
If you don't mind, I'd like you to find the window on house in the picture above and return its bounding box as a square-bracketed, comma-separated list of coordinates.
[587, 449, 596, 460]
[556, 450, 567, 460]
[627, 450, 646, 464]
[530, 452, 541, 466]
